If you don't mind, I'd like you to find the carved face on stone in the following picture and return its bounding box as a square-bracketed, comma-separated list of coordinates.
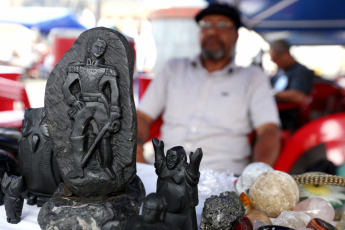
[166, 150, 178, 170]
[90, 38, 107, 58]
[166, 146, 186, 170]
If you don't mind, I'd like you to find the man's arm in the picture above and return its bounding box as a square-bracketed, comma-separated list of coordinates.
[136, 110, 153, 163]
[275, 89, 306, 104]
[252, 123, 280, 167]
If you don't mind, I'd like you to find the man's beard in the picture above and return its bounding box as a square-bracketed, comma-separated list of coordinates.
[201, 39, 226, 61]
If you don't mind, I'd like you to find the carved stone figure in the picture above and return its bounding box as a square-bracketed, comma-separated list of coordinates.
[1, 173, 24, 224]
[39, 27, 143, 230]
[18, 107, 62, 206]
[123, 193, 180, 230]
[152, 137, 203, 230]
[0, 149, 19, 205]
[44, 27, 136, 197]
[62, 38, 121, 179]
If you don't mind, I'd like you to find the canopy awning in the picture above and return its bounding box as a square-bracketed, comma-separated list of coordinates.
[239, 0, 345, 45]
[0, 7, 86, 35]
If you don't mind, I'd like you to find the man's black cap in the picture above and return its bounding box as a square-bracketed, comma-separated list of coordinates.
[195, 3, 242, 30]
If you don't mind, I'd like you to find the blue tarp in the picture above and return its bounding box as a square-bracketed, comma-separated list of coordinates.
[0, 7, 86, 35]
[207, 0, 345, 45]
[239, 0, 345, 45]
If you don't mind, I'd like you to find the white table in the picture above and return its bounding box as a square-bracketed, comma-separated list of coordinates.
[0, 163, 236, 229]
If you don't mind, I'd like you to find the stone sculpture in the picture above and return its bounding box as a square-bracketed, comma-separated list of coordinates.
[123, 193, 180, 230]
[38, 27, 145, 229]
[152, 137, 203, 230]
[18, 107, 62, 206]
[1, 173, 24, 224]
[0, 149, 19, 205]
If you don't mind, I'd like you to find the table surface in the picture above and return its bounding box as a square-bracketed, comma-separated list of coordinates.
[0, 163, 237, 230]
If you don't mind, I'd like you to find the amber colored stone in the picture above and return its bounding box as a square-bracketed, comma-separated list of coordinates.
[241, 192, 254, 215]
[234, 216, 253, 230]
[245, 209, 272, 225]
[241, 192, 252, 206]
[306, 218, 337, 230]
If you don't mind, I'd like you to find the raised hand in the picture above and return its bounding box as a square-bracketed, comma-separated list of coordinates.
[108, 119, 120, 133]
[189, 148, 203, 175]
[152, 137, 165, 162]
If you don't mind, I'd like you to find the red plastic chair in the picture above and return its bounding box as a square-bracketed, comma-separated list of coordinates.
[274, 112, 345, 173]
[0, 77, 31, 129]
[298, 82, 344, 125]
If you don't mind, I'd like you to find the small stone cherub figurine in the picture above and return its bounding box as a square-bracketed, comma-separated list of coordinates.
[152, 137, 203, 230]
[123, 193, 180, 230]
[1, 173, 24, 224]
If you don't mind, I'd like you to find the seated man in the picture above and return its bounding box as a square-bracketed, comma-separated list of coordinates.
[270, 39, 315, 130]
[136, 3, 281, 175]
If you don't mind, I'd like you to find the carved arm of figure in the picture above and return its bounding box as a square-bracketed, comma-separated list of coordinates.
[152, 138, 165, 173]
[62, 66, 84, 114]
[99, 68, 121, 133]
[188, 148, 203, 176]
[185, 148, 203, 208]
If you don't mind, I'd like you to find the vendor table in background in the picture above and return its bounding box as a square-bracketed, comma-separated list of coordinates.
[0, 163, 236, 230]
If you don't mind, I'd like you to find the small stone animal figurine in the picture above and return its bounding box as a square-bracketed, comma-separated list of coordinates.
[1, 172, 24, 224]
[123, 193, 180, 230]
[152, 137, 203, 230]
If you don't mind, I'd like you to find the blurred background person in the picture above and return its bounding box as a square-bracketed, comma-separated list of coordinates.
[270, 39, 315, 130]
[136, 3, 281, 175]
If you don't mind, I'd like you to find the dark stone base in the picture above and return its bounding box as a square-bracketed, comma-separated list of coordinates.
[38, 175, 145, 230]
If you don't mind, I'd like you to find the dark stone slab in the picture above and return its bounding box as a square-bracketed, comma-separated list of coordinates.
[44, 27, 136, 197]
[38, 175, 145, 230]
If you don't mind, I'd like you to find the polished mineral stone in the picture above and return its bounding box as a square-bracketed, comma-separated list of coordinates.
[273, 211, 311, 229]
[249, 170, 299, 218]
[245, 209, 272, 226]
[234, 216, 252, 230]
[306, 218, 337, 230]
[200, 191, 245, 230]
[236, 162, 273, 195]
[293, 197, 335, 223]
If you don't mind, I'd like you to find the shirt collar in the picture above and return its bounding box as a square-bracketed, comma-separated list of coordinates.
[190, 55, 238, 75]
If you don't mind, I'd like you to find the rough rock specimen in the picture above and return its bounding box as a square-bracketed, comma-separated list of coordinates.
[200, 191, 245, 230]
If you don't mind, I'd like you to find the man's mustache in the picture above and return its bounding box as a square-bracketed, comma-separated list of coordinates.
[202, 38, 225, 49]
